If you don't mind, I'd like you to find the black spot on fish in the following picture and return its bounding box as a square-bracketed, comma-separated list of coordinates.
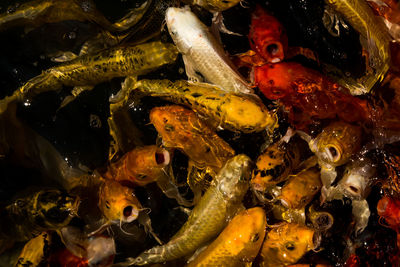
[191, 93, 202, 98]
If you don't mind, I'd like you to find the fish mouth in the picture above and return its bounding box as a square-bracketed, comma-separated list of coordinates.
[155, 149, 170, 166]
[121, 205, 139, 223]
[323, 144, 341, 163]
[262, 42, 284, 63]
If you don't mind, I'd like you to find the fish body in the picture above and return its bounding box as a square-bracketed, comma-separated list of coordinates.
[251, 141, 302, 193]
[103, 146, 171, 187]
[184, 0, 241, 12]
[249, 5, 288, 63]
[279, 167, 322, 210]
[133, 79, 278, 133]
[254, 62, 370, 131]
[15, 233, 51, 267]
[324, 0, 391, 95]
[129, 154, 252, 265]
[259, 223, 318, 267]
[165, 7, 252, 94]
[187, 207, 266, 267]
[0, 189, 78, 242]
[12, 41, 178, 104]
[98, 179, 141, 223]
[150, 105, 234, 171]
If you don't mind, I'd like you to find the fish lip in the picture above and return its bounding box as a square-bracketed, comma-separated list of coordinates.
[155, 149, 170, 166]
[121, 205, 139, 223]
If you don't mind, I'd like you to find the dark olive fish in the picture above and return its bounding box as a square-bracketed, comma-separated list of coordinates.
[0, 189, 78, 243]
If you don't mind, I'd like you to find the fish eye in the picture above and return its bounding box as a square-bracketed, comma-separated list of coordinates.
[137, 174, 147, 180]
[105, 201, 111, 209]
[285, 242, 296, 251]
[251, 233, 260, 242]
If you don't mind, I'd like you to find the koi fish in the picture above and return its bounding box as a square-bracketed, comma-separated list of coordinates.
[249, 5, 288, 63]
[0, 189, 79, 243]
[300, 121, 363, 192]
[120, 154, 252, 266]
[183, 0, 242, 12]
[165, 7, 252, 94]
[278, 167, 322, 210]
[98, 179, 142, 224]
[377, 196, 400, 247]
[127, 78, 278, 133]
[15, 233, 51, 267]
[258, 223, 319, 267]
[103, 145, 171, 187]
[0, 41, 178, 113]
[254, 62, 371, 131]
[187, 207, 267, 267]
[324, 0, 391, 95]
[150, 105, 235, 172]
[0, 0, 158, 33]
[251, 139, 302, 195]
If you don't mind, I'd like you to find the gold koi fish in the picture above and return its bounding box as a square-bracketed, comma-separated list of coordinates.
[120, 154, 252, 266]
[258, 223, 319, 267]
[126, 78, 278, 133]
[0, 41, 178, 113]
[103, 145, 171, 187]
[278, 167, 322, 210]
[0, 189, 78, 243]
[187, 207, 266, 267]
[183, 0, 242, 12]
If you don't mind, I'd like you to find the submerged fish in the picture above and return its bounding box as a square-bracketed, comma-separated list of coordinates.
[0, 41, 178, 113]
[121, 154, 252, 266]
[324, 0, 391, 95]
[183, 0, 241, 12]
[15, 232, 51, 267]
[60, 226, 116, 266]
[127, 78, 278, 133]
[187, 207, 267, 267]
[0, 189, 78, 243]
[258, 223, 319, 267]
[166, 7, 252, 94]
[377, 196, 400, 247]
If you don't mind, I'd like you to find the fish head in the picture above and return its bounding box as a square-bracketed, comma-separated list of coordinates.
[166, 7, 203, 54]
[249, 5, 288, 63]
[150, 105, 194, 148]
[34, 189, 79, 229]
[125, 146, 171, 186]
[99, 180, 141, 223]
[314, 122, 362, 167]
[377, 196, 400, 228]
[340, 160, 375, 200]
[260, 223, 318, 266]
[229, 207, 267, 261]
[279, 168, 321, 209]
